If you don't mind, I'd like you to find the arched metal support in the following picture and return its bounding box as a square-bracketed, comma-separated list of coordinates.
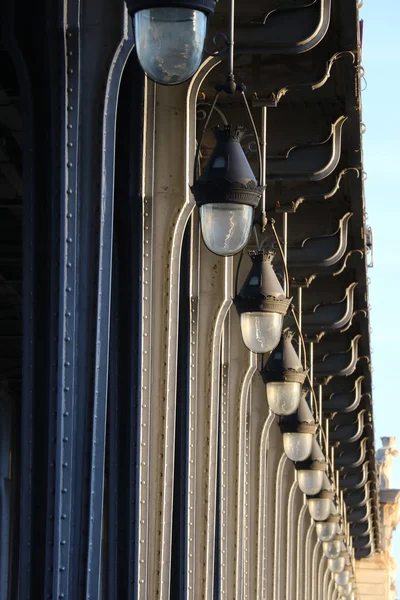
[273, 455, 291, 600]
[256, 411, 278, 598]
[296, 503, 309, 598]
[303, 520, 315, 600]
[311, 539, 322, 600]
[317, 554, 327, 600]
[286, 482, 303, 600]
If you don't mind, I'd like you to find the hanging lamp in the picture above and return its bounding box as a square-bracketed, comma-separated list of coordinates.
[192, 126, 263, 256]
[262, 329, 306, 415]
[126, 0, 216, 85]
[234, 250, 290, 353]
[280, 394, 317, 462]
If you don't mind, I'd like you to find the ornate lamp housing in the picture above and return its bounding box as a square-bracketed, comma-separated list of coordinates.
[316, 515, 341, 542]
[280, 395, 317, 463]
[328, 554, 347, 574]
[235, 250, 290, 353]
[295, 438, 327, 495]
[126, 0, 216, 85]
[322, 534, 345, 559]
[262, 330, 306, 416]
[191, 126, 264, 257]
[308, 489, 335, 521]
[337, 583, 353, 597]
[334, 569, 351, 586]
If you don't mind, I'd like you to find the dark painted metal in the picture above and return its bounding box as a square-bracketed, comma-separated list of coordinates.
[235, 0, 331, 54]
[126, 0, 216, 15]
[335, 438, 368, 469]
[301, 282, 357, 335]
[288, 213, 352, 269]
[268, 117, 346, 182]
[340, 462, 369, 491]
[323, 375, 364, 414]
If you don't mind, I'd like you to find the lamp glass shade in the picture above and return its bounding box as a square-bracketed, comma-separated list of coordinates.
[134, 7, 207, 85]
[283, 432, 313, 462]
[328, 556, 346, 573]
[266, 381, 302, 416]
[297, 469, 324, 496]
[338, 583, 353, 597]
[334, 570, 351, 586]
[200, 203, 253, 256]
[316, 521, 337, 542]
[322, 540, 342, 559]
[308, 498, 332, 521]
[240, 312, 283, 354]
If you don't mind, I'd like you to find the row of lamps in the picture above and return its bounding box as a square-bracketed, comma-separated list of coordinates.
[123, 0, 360, 595]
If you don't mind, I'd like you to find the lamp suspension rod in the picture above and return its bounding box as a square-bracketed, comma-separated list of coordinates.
[261, 106, 267, 219]
[282, 212, 288, 291]
[297, 287, 303, 362]
[325, 418, 329, 464]
[228, 0, 235, 78]
[192, 90, 220, 184]
[318, 385, 323, 446]
[309, 341, 314, 413]
[270, 219, 289, 297]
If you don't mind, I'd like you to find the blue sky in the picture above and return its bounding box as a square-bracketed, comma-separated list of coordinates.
[361, 0, 400, 589]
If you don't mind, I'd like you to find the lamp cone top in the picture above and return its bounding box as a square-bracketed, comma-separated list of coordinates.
[235, 251, 291, 315]
[191, 125, 263, 208]
[263, 329, 306, 383]
[198, 125, 256, 185]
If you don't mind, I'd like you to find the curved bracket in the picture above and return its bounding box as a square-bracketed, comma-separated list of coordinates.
[274, 167, 360, 212]
[235, 0, 332, 55]
[268, 116, 347, 182]
[255, 51, 356, 106]
[302, 282, 357, 333]
[314, 334, 361, 380]
[350, 520, 371, 537]
[347, 500, 371, 524]
[330, 409, 366, 444]
[335, 437, 368, 469]
[344, 482, 370, 508]
[353, 537, 373, 551]
[340, 461, 369, 491]
[324, 375, 364, 414]
[288, 213, 352, 269]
